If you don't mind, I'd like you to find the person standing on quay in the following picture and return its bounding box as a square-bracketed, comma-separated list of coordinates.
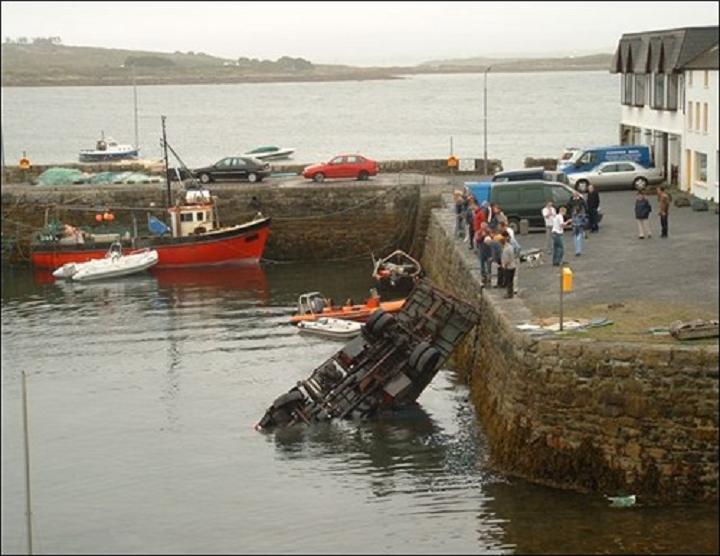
[542, 201, 556, 254]
[657, 186, 672, 238]
[453, 190, 465, 239]
[586, 184, 600, 233]
[551, 206, 569, 266]
[571, 205, 587, 256]
[465, 197, 477, 249]
[635, 190, 653, 239]
[500, 232, 517, 299]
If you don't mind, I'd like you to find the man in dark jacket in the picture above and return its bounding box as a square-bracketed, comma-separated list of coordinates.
[635, 190, 652, 239]
[586, 184, 600, 233]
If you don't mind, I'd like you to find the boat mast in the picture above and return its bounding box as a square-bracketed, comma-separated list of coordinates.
[161, 115, 171, 210]
[132, 64, 139, 152]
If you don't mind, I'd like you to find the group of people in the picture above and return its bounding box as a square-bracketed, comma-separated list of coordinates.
[453, 190, 521, 299]
[635, 186, 672, 239]
[453, 182, 674, 299]
[541, 185, 600, 266]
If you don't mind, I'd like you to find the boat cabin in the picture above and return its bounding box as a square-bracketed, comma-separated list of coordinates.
[167, 189, 218, 238]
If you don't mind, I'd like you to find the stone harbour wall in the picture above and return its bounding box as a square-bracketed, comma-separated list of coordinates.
[1, 181, 444, 263]
[422, 209, 719, 502]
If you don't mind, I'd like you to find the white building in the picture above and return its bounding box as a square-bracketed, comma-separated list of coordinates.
[611, 26, 719, 201]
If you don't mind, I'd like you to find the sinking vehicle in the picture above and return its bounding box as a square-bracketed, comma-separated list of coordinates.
[256, 279, 480, 430]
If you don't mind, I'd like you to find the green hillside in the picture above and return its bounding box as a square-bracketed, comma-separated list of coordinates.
[0, 42, 613, 87]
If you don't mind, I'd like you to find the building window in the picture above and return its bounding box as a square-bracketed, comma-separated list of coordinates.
[696, 101, 701, 130]
[687, 101, 693, 130]
[622, 74, 633, 105]
[180, 213, 193, 222]
[703, 103, 709, 133]
[634, 74, 646, 106]
[652, 73, 666, 109]
[695, 152, 707, 183]
[704, 70, 709, 88]
[666, 74, 678, 110]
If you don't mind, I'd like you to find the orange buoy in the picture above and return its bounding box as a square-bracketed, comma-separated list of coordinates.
[106, 213, 115, 221]
[95, 214, 103, 222]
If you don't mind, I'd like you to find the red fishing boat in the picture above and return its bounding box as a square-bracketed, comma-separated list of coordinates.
[31, 188, 271, 269]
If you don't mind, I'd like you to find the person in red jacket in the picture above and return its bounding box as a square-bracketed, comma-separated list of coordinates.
[473, 201, 486, 234]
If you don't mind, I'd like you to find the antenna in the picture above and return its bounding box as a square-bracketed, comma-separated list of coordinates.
[132, 65, 139, 152]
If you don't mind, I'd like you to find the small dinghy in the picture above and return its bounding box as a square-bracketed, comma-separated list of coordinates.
[52, 242, 158, 282]
[297, 317, 363, 340]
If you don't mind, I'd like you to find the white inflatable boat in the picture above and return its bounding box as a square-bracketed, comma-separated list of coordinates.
[296, 317, 363, 340]
[52, 242, 159, 282]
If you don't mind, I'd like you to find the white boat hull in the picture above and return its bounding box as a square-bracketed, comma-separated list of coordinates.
[243, 148, 295, 161]
[297, 317, 362, 340]
[52, 250, 159, 282]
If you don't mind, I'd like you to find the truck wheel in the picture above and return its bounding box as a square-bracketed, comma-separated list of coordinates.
[370, 312, 395, 336]
[408, 341, 432, 369]
[415, 346, 441, 375]
[272, 390, 304, 409]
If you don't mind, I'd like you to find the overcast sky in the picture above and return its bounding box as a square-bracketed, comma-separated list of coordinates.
[2, 1, 718, 66]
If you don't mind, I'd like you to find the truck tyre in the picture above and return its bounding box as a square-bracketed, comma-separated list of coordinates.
[408, 341, 432, 369]
[272, 390, 304, 409]
[415, 346, 441, 375]
[370, 312, 395, 336]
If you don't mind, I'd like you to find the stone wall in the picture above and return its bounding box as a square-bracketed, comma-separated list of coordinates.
[1, 180, 445, 263]
[422, 208, 719, 502]
[2, 158, 504, 184]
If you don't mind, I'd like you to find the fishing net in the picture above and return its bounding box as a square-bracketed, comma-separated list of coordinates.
[36, 168, 88, 186]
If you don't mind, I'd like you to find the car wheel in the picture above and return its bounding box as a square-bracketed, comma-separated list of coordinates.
[508, 219, 519, 234]
[575, 179, 588, 193]
[313, 173, 325, 183]
[358, 170, 369, 181]
[634, 177, 648, 190]
[247, 172, 258, 183]
[199, 173, 212, 184]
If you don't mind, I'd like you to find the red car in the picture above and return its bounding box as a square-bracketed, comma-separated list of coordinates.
[302, 154, 379, 182]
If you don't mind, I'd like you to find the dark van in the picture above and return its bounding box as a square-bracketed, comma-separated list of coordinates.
[492, 167, 569, 185]
[465, 180, 596, 231]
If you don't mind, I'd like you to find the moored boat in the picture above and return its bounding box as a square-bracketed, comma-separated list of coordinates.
[290, 290, 405, 324]
[297, 317, 363, 340]
[79, 133, 139, 163]
[52, 242, 158, 281]
[242, 145, 295, 161]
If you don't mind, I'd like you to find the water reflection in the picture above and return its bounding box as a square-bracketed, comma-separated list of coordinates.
[480, 480, 720, 554]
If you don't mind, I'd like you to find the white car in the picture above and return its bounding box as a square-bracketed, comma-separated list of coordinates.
[567, 160, 664, 192]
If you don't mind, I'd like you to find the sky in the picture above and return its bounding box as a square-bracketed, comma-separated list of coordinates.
[1, 1, 718, 66]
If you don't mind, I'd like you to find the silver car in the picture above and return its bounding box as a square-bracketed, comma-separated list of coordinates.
[568, 160, 664, 192]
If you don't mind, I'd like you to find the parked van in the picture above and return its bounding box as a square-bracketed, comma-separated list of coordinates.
[465, 180, 597, 231]
[558, 145, 653, 175]
[492, 167, 569, 185]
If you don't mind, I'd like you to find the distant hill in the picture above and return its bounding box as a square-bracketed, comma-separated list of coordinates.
[0, 42, 614, 87]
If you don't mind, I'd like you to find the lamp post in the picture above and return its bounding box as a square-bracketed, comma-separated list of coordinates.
[483, 66, 491, 176]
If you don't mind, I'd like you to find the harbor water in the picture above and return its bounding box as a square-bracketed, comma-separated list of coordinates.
[1, 262, 718, 554]
[2, 71, 618, 170]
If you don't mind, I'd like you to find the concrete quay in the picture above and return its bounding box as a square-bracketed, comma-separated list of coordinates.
[421, 195, 719, 502]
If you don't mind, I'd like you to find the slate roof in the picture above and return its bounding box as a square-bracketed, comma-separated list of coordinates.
[611, 26, 719, 73]
[682, 44, 719, 70]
